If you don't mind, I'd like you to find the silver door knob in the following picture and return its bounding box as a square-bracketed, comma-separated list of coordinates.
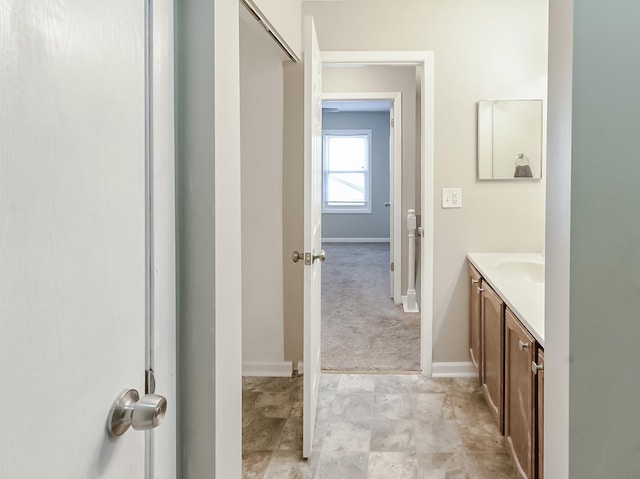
[384, 201, 391, 207]
[312, 250, 326, 263]
[107, 388, 167, 437]
[292, 251, 303, 263]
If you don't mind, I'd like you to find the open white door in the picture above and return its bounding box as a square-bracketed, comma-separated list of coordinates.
[0, 1, 174, 477]
[302, 15, 323, 459]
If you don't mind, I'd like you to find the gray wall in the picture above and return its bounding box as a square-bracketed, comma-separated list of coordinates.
[322, 111, 391, 239]
[568, 1, 640, 476]
[175, 0, 216, 476]
[544, 0, 572, 474]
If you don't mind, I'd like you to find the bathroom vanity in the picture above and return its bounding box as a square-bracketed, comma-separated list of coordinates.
[467, 253, 545, 479]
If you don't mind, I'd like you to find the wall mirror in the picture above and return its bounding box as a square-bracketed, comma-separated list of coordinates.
[478, 99, 543, 180]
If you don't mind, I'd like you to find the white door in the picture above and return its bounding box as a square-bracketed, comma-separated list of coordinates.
[0, 1, 170, 476]
[302, 15, 323, 459]
[389, 105, 396, 298]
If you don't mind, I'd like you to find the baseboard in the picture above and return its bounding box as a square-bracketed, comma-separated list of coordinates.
[322, 238, 390, 243]
[431, 361, 477, 378]
[242, 361, 293, 377]
[296, 360, 304, 376]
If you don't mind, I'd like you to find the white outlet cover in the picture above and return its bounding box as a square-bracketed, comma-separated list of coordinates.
[442, 188, 462, 208]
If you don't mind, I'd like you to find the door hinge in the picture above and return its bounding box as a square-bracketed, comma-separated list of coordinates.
[391, 118, 395, 128]
[391, 262, 394, 272]
[145, 368, 156, 394]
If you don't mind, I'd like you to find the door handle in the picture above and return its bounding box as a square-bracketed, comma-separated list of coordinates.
[532, 361, 544, 375]
[107, 388, 167, 437]
[312, 250, 326, 263]
[384, 201, 391, 207]
[292, 250, 326, 265]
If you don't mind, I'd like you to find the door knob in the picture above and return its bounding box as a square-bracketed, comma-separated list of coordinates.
[107, 388, 167, 437]
[312, 250, 326, 263]
[292, 250, 326, 264]
[384, 201, 391, 207]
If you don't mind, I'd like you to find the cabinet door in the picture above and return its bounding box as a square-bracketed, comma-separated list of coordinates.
[505, 308, 536, 479]
[536, 349, 544, 479]
[468, 263, 483, 379]
[481, 281, 504, 430]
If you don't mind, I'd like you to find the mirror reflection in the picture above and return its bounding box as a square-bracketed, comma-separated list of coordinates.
[478, 99, 543, 180]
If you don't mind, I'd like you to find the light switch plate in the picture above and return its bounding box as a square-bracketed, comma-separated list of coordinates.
[442, 188, 462, 208]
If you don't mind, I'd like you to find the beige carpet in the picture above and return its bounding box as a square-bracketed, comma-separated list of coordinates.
[321, 242, 421, 372]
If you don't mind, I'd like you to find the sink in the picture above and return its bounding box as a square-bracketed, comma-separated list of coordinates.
[496, 260, 545, 283]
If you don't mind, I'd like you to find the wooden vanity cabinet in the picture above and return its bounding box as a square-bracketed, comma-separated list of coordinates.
[480, 281, 504, 431]
[505, 308, 536, 479]
[468, 263, 482, 379]
[535, 349, 544, 479]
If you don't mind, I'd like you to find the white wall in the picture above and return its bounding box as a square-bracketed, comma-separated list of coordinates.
[240, 10, 289, 368]
[322, 110, 391, 240]
[544, 0, 571, 476]
[302, 0, 548, 363]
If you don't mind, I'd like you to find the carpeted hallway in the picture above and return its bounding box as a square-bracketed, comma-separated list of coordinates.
[321, 242, 421, 372]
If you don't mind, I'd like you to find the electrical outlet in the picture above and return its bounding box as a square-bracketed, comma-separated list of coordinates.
[442, 188, 462, 208]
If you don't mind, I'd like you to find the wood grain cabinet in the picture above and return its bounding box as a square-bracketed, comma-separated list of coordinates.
[468, 263, 482, 379]
[505, 307, 538, 479]
[480, 281, 504, 431]
[535, 349, 544, 479]
[467, 259, 544, 478]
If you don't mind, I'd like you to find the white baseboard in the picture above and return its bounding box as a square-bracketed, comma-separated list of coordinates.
[296, 360, 304, 375]
[400, 295, 420, 313]
[322, 238, 390, 243]
[431, 361, 477, 378]
[242, 361, 293, 377]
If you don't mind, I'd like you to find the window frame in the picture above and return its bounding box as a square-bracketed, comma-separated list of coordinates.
[322, 129, 372, 214]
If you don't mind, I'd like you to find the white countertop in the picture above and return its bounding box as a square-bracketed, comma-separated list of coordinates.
[467, 253, 545, 347]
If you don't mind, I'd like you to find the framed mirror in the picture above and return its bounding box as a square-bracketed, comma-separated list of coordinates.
[478, 99, 543, 180]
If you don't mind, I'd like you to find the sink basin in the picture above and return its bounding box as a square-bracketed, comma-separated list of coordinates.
[496, 260, 545, 283]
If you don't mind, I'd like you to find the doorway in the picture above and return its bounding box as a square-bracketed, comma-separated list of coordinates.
[318, 55, 434, 375]
[322, 93, 403, 302]
[319, 95, 421, 371]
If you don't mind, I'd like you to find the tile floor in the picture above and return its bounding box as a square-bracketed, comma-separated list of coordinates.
[242, 373, 518, 479]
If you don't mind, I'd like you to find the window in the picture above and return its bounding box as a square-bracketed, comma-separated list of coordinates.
[322, 130, 372, 213]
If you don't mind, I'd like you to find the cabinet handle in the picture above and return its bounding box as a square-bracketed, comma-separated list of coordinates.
[477, 286, 484, 294]
[471, 278, 479, 284]
[518, 340, 530, 351]
[532, 361, 544, 375]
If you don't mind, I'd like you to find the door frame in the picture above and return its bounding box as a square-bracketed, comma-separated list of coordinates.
[321, 92, 402, 303]
[322, 51, 435, 376]
[147, 0, 176, 476]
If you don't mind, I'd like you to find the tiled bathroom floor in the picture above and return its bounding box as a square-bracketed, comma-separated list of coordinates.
[242, 373, 518, 479]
